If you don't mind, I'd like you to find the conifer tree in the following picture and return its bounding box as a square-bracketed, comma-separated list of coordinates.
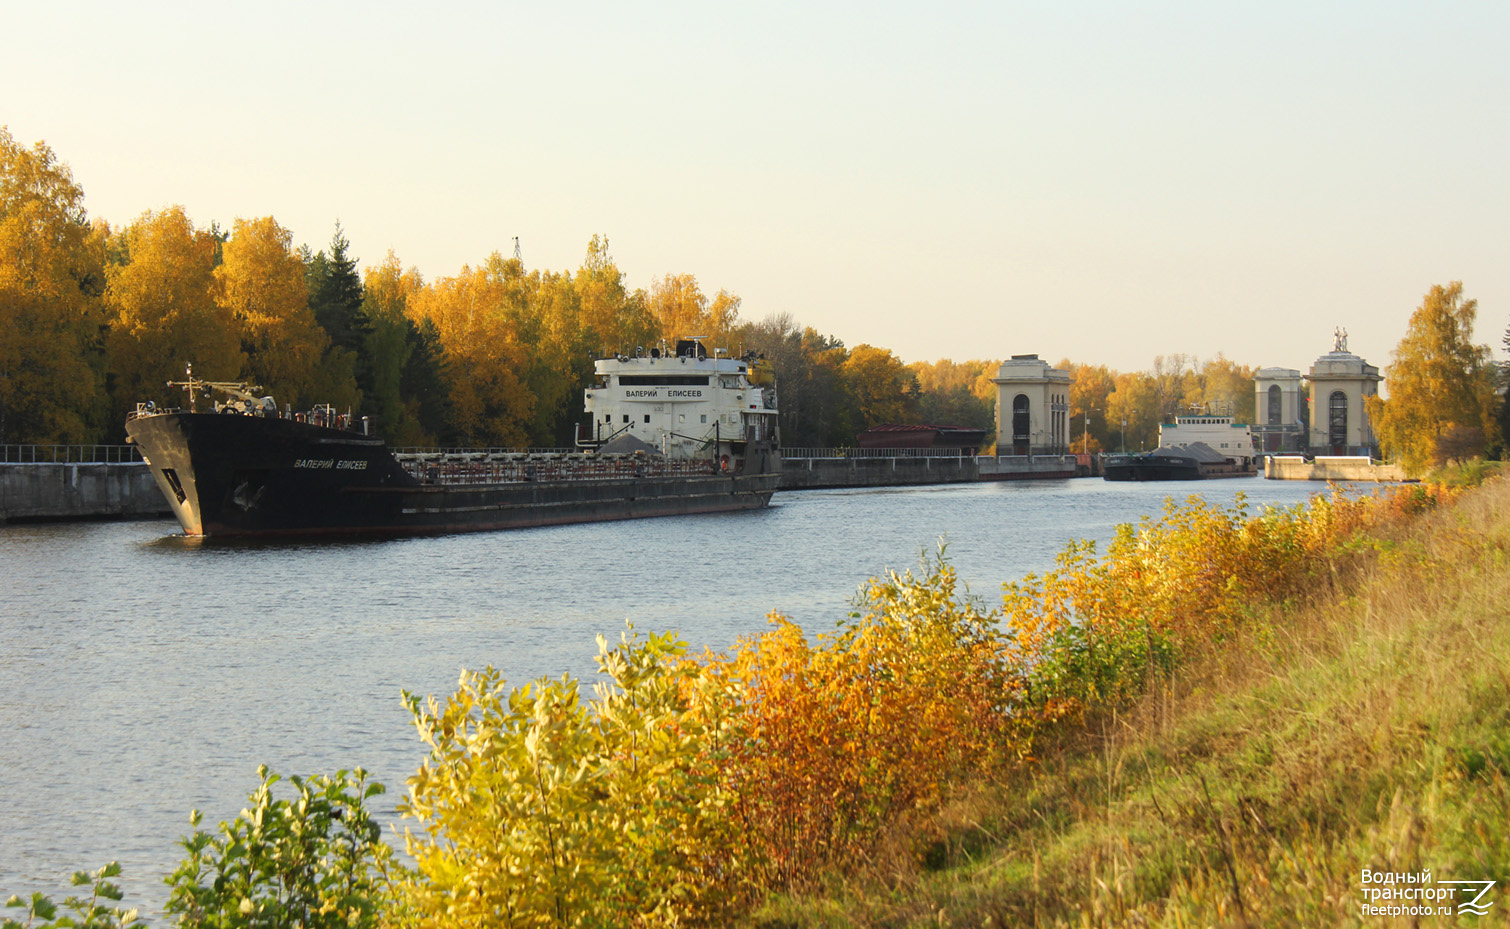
[305, 223, 371, 408]
[402, 316, 451, 444]
[308, 225, 370, 353]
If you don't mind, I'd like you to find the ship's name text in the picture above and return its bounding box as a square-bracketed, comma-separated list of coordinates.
[293, 459, 368, 470]
[623, 389, 704, 399]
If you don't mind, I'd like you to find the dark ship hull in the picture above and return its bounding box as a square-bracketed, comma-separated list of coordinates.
[1102, 453, 1203, 482]
[126, 412, 781, 539]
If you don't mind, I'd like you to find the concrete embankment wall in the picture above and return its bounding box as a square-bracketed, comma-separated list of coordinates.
[978, 455, 1079, 481]
[1265, 456, 1409, 482]
[0, 463, 171, 523]
[779, 455, 1078, 490]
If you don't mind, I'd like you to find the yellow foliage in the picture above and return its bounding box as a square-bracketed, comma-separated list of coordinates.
[405, 257, 536, 447]
[842, 344, 919, 426]
[646, 273, 740, 344]
[215, 217, 327, 404]
[398, 626, 745, 927]
[0, 127, 107, 442]
[1370, 282, 1499, 476]
[105, 206, 242, 416]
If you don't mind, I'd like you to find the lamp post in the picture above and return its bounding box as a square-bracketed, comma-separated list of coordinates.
[1120, 417, 1128, 454]
[1080, 408, 1098, 455]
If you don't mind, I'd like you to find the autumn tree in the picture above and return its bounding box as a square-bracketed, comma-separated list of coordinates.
[733, 316, 854, 447]
[406, 256, 535, 447]
[1060, 360, 1116, 453]
[216, 217, 330, 406]
[842, 344, 920, 430]
[1150, 353, 1194, 421]
[577, 235, 655, 355]
[506, 236, 660, 446]
[1368, 281, 1499, 474]
[362, 251, 445, 445]
[523, 266, 590, 444]
[0, 128, 107, 443]
[1106, 370, 1160, 451]
[910, 359, 997, 437]
[104, 206, 242, 425]
[647, 273, 740, 343]
[1190, 355, 1257, 421]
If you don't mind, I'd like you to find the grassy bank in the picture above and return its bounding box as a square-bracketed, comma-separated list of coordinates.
[756, 478, 1510, 927]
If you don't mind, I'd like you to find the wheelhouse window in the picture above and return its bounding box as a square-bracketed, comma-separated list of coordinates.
[618, 375, 710, 386]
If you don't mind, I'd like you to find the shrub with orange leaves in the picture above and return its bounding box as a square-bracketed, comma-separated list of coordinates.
[698, 553, 1023, 887]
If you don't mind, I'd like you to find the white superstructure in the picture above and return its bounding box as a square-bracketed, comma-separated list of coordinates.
[580, 338, 779, 464]
[1158, 413, 1256, 464]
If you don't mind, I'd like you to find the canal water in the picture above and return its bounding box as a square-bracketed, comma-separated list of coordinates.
[0, 477, 1338, 914]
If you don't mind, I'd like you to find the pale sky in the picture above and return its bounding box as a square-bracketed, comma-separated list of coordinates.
[5, 1, 1507, 376]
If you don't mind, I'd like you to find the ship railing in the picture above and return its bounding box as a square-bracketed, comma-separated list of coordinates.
[0, 444, 145, 464]
[781, 447, 978, 460]
[989, 446, 1076, 459]
[391, 447, 581, 458]
[392, 449, 718, 485]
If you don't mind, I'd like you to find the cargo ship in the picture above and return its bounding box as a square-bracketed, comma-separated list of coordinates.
[126, 338, 782, 538]
[1103, 412, 1259, 482]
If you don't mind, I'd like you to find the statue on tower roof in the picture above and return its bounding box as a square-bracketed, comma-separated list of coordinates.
[1333, 326, 1349, 353]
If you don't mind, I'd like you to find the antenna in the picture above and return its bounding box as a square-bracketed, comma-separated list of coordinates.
[513, 237, 522, 262]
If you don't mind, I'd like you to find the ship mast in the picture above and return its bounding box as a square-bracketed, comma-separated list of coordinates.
[166, 362, 263, 412]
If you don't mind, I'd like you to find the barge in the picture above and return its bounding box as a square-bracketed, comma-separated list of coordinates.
[1102, 451, 1203, 482]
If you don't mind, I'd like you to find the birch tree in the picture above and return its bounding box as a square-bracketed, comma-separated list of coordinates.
[1368, 281, 1498, 474]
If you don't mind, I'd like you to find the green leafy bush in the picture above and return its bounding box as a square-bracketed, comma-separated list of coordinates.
[164, 766, 393, 928]
[2, 863, 139, 929]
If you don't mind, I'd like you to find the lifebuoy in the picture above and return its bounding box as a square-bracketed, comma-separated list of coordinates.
[720, 454, 730, 472]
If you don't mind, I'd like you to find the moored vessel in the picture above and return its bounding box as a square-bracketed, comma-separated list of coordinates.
[1102, 451, 1203, 482]
[126, 339, 781, 538]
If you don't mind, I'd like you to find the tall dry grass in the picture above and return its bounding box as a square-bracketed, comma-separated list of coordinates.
[755, 477, 1510, 927]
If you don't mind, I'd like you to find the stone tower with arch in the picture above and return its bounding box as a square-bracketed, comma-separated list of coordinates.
[1306, 328, 1382, 457]
[1252, 366, 1306, 453]
[992, 354, 1071, 455]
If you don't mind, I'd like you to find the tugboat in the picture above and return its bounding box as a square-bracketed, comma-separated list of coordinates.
[126, 338, 781, 538]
